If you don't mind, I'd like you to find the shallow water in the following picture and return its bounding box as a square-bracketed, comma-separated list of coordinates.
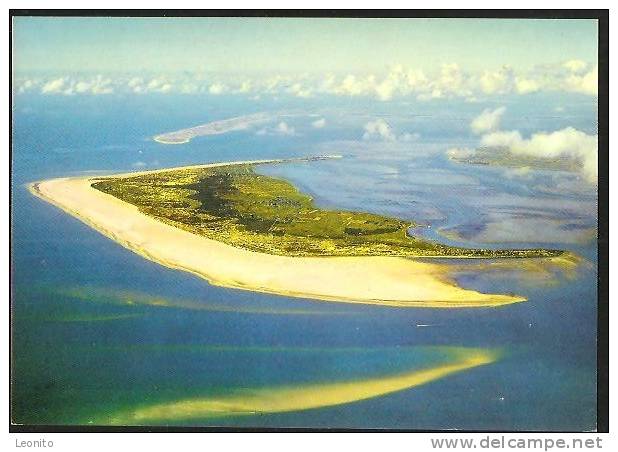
[11, 94, 597, 430]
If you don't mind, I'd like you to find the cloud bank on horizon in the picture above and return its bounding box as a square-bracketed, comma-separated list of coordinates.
[13, 17, 598, 100]
[14, 59, 598, 100]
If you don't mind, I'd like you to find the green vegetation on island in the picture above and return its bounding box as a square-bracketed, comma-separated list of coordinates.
[91, 164, 562, 258]
[448, 146, 579, 172]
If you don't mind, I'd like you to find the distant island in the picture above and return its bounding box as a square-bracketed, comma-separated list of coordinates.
[29, 156, 565, 308]
[448, 146, 579, 172]
[153, 113, 270, 144]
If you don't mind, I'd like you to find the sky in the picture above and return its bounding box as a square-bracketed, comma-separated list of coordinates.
[11, 17, 600, 186]
[11, 17, 600, 101]
[12, 17, 598, 74]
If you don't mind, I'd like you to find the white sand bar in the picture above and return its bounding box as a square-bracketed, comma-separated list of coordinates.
[153, 113, 270, 144]
[29, 159, 525, 308]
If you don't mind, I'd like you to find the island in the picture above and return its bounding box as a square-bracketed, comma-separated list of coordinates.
[29, 157, 565, 308]
[448, 146, 579, 172]
[153, 113, 270, 144]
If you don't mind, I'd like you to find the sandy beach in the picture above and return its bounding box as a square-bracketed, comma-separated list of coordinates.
[29, 160, 526, 308]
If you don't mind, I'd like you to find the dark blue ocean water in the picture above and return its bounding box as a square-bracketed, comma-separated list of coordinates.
[11, 93, 598, 430]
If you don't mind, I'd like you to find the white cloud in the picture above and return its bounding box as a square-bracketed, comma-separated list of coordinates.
[257, 121, 296, 136]
[564, 64, 597, 96]
[147, 78, 166, 90]
[333, 74, 376, 97]
[128, 77, 142, 88]
[38, 76, 113, 96]
[237, 80, 253, 93]
[41, 77, 66, 94]
[363, 119, 396, 141]
[480, 130, 523, 148]
[436, 63, 471, 97]
[362, 119, 420, 142]
[479, 66, 514, 95]
[322, 60, 597, 100]
[344, 75, 372, 96]
[78, 75, 114, 95]
[515, 77, 540, 94]
[481, 127, 598, 182]
[157, 83, 172, 93]
[208, 82, 227, 95]
[564, 59, 588, 73]
[470, 107, 506, 135]
[127, 77, 145, 93]
[312, 118, 326, 128]
[74, 81, 91, 93]
[276, 121, 295, 135]
[135, 77, 174, 94]
[17, 79, 37, 93]
[403, 68, 428, 91]
[263, 75, 287, 93]
[287, 82, 312, 98]
[374, 79, 397, 101]
[373, 65, 407, 100]
[178, 82, 199, 94]
[446, 147, 476, 159]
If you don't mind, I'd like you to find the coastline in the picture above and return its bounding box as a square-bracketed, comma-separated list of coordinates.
[153, 112, 271, 145]
[29, 158, 527, 308]
[153, 137, 190, 145]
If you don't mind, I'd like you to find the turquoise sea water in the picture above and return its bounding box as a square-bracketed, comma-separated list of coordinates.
[11, 93, 598, 430]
